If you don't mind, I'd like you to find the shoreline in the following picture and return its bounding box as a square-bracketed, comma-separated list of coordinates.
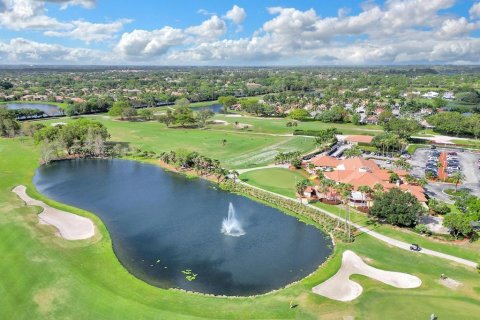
[12, 185, 95, 240]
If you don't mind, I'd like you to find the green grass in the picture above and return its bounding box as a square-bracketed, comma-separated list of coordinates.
[40, 116, 317, 169]
[406, 144, 429, 154]
[451, 139, 480, 149]
[209, 115, 383, 135]
[240, 168, 306, 198]
[1, 138, 480, 319]
[242, 167, 480, 262]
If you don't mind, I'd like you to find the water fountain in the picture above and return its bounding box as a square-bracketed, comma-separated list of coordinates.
[221, 203, 245, 237]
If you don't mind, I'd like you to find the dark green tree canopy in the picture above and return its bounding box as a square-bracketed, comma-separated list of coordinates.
[370, 188, 424, 227]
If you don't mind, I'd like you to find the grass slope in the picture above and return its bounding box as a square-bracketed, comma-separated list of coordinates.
[41, 116, 316, 169]
[1, 138, 479, 319]
[210, 115, 383, 135]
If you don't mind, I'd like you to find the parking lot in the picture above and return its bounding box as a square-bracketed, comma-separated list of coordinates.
[410, 147, 480, 200]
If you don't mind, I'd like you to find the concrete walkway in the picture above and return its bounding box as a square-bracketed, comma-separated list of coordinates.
[12, 185, 95, 240]
[241, 181, 478, 269]
[237, 164, 290, 174]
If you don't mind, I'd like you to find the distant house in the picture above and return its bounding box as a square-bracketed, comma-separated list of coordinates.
[303, 186, 316, 198]
[443, 92, 455, 99]
[364, 115, 379, 125]
[421, 91, 439, 99]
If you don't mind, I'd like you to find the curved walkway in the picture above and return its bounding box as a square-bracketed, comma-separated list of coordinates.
[241, 181, 478, 268]
[12, 185, 95, 240]
[312, 250, 421, 301]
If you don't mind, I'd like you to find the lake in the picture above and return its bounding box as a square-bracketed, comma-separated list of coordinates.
[6, 103, 64, 117]
[33, 159, 332, 296]
[192, 103, 224, 113]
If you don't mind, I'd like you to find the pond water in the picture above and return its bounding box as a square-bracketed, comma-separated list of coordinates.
[33, 159, 332, 296]
[192, 103, 224, 113]
[6, 103, 64, 117]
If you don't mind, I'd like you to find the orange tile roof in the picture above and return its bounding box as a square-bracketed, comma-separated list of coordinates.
[310, 155, 340, 167]
[371, 169, 391, 181]
[338, 157, 379, 171]
[345, 135, 374, 144]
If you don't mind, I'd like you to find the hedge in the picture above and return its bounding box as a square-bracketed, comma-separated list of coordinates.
[222, 180, 356, 243]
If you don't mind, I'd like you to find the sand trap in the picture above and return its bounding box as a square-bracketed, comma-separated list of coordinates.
[439, 277, 462, 290]
[312, 250, 421, 301]
[12, 185, 95, 240]
[210, 120, 229, 125]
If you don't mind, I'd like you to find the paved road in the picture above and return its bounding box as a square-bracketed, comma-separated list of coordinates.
[241, 181, 478, 269]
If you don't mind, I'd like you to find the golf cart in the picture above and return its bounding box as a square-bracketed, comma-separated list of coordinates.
[410, 243, 421, 251]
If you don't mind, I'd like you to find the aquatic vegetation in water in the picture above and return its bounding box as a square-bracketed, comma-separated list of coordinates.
[182, 269, 198, 281]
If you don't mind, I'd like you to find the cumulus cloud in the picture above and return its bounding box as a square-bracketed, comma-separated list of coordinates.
[436, 18, 480, 38]
[224, 5, 246, 24]
[164, 0, 480, 65]
[0, 37, 106, 63]
[44, 19, 132, 43]
[2, 0, 480, 65]
[43, 0, 97, 9]
[0, 0, 70, 30]
[116, 27, 185, 58]
[185, 15, 227, 40]
[470, 2, 480, 19]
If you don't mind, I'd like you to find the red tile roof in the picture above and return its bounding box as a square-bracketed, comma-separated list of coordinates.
[310, 155, 340, 168]
[345, 135, 374, 144]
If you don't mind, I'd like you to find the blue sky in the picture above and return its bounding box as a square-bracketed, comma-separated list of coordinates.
[0, 0, 479, 65]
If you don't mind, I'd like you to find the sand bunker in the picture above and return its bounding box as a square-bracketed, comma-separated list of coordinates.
[312, 250, 421, 301]
[13, 185, 95, 240]
[439, 277, 462, 290]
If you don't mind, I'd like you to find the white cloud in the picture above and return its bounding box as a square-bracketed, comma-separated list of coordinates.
[224, 5, 246, 24]
[0, 0, 70, 30]
[43, 0, 97, 9]
[197, 8, 215, 16]
[163, 1, 480, 65]
[185, 15, 227, 40]
[470, 2, 480, 19]
[0, 37, 106, 63]
[116, 27, 185, 58]
[436, 18, 480, 38]
[2, 0, 480, 65]
[44, 19, 132, 43]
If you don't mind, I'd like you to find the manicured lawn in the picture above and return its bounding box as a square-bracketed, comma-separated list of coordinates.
[451, 139, 480, 149]
[40, 116, 317, 169]
[1, 138, 480, 319]
[209, 115, 383, 135]
[240, 168, 306, 198]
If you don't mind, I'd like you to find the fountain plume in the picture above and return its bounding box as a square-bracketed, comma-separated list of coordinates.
[221, 203, 245, 237]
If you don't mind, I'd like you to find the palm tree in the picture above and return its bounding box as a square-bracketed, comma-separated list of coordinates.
[338, 183, 353, 237]
[394, 158, 412, 171]
[451, 171, 465, 192]
[373, 183, 384, 198]
[316, 169, 325, 181]
[214, 167, 228, 183]
[295, 179, 308, 197]
[229, 170, 239, 186]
